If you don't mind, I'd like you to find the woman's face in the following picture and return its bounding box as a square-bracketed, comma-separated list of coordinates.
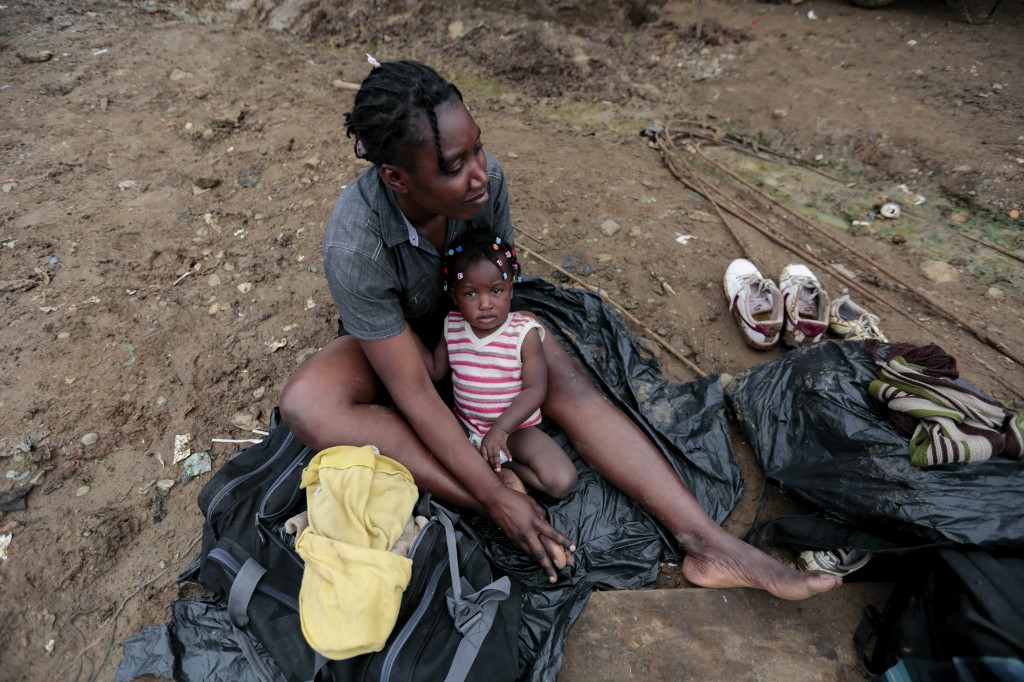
[385, 98, 490, 223]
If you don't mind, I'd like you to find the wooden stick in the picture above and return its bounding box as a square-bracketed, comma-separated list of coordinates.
[518, 245, 707, 379]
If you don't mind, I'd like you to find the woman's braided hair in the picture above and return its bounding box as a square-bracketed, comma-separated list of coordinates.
[344, 60, 463, 172]
[442, 232, 521, 292]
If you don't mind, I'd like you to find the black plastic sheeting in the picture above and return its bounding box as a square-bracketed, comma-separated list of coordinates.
[726, 340, 1024, 549]
[118, 278, 741, 682]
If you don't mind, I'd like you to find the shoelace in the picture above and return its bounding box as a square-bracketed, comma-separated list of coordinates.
[737, 274, 776, 314]
[785, 276, 822, 316]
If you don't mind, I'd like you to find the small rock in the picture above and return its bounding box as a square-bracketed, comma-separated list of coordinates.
[156, 479, 175, 491]
[237, 282, 253, 294]
[719, 373, 734, 389]
[506, 152, 519, 160]
[304, 155, 321, 168]
[772, 109, 788, 119]
[599, 219, 621, 237]
[986, 286, 1005, 300]
[208, 273, 221, 287]
[448, 20, 464, 39]
[76, 485, 90, 497]
[253, 387, 266, 399]
[920, 260, 959, 283]
[194, 177, 221, 190]
[57, 332, 70, 340]
[81, 432, 99, 447]
[950, 213, 968, 224]
[891, 234, 907, 245]
[16, 50, 54, 63]
[953, 164, 973, 173]
[208, 302, 220, 315]
[169, 68, 193, 82]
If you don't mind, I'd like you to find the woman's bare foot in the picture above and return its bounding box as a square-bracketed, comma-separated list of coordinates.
[680, 531, 841, 600]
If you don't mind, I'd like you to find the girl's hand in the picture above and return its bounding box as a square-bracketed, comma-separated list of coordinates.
[480, 426, 509, 471]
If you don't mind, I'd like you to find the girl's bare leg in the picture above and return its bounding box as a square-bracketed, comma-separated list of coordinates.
[506, 426, 578, 499]
[538, 334, 841, 600]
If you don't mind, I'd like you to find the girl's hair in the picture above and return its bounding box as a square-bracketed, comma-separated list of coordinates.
[344, 60, 463, 172]
[443, 232, 521, 292]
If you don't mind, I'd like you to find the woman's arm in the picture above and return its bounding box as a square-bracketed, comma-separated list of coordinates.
[479, 327, 547, 467]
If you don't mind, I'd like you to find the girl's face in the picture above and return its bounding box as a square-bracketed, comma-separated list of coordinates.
[451, 258, 512, 336]
[384, 98, 489, 224]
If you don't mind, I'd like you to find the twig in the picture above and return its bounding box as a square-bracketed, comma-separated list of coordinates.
[696, 0, 706, 40]
[518, 245, 707, 378]
[957, 231, 1024, 266]
[514, 226, 545, 244]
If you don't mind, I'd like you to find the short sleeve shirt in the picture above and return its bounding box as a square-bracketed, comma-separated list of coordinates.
[322, 152, 515, 342]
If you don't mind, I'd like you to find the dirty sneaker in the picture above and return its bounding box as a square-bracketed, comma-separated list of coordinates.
[798, 548, 873, 578]
[779, 264, 830, 348]
[829, 295, 888, 342]
[723, 259, 784, 350]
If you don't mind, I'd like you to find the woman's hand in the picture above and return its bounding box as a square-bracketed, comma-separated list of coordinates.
[480, 426, 510, 471]
[484, 486, 576, 583]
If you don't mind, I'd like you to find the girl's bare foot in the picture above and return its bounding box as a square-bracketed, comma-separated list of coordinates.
[498, 468, 527, 494]
[680, 532, 841, 600]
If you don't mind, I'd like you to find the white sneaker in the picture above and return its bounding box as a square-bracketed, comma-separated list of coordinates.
[798, 548, 873, 578]
[779, 264, 830, 348]
[829, 295, 888, 342]
[723, 259, 784, 350]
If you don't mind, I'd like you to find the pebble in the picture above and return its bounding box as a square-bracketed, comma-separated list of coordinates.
[57, 332, 70, 340]
[207, 273, 221, 287]
[76, 485, 90, 497]
[600, 219, 621, 237]
[208, 302, 221, 315]
[986, 286, 1004, 300]
[920, 260, 959, 283]
[253, 387, 266, 399]
[81, 432, 99, 446]
[237, 282, 253, 294]
[506, 152, 519, 159]
[156, 479, 175, 491]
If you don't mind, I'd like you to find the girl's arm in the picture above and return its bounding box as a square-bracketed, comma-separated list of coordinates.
[479, 327, 547, 468]
[411, 331, 450, 383]
[361, 328, 570, 581]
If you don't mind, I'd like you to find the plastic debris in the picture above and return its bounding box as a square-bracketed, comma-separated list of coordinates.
[675, 233, 694, 245]
[880, 202, 901, 219]
[182, 451, 212, 480]
[807, 10, 818, 19]
[0, 533, 11, 562]
[172, 434, 192, 464]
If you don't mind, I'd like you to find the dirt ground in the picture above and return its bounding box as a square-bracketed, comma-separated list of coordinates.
[1, 0, 1022, 679]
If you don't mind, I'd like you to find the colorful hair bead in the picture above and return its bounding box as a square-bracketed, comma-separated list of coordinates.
[456, 272, 463, 280]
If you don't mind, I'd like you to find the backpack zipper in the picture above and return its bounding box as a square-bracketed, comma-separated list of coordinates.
[206, 430, 298, 522]
[379, 558, 446, 682]
[257, 446, 313, 522]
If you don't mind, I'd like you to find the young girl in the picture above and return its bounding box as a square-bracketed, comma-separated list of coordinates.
[419, 232, 577, 499]
[279, 56, 838, 596]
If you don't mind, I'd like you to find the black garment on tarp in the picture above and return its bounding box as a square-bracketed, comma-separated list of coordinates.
[726, 340, 1024, 549]
[117, 278, 741, 682]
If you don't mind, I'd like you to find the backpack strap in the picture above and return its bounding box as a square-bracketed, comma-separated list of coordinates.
[226, 557, 282, 682]
[436, 509, 512, 682]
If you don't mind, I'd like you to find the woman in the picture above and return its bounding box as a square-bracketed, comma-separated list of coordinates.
[280, 58, 839, 597]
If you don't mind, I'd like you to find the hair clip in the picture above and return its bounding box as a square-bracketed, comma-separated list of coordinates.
[354, 139, 366, 158]
[456, 272, 463, 280]
[502, 272, 508, 280]
[455, 245, 463, 253]
[495, 259, 502, 266]
[505, 251, 511, 258]
[447, 249, 454, 256]
[366, 53, 381, 69]
[495, 237, 502, 244]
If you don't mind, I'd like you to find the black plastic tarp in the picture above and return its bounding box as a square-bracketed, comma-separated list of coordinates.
[726, 340, 1024, 549]
[118, 278, 741, 682]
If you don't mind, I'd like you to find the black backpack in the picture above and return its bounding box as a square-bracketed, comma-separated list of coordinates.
[197, 409, 522, 682]
[855, 548, 1024, 677]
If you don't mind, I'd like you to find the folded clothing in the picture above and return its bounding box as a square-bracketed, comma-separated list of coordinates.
[867, 342, 1024, 467]
[295, 445, 419, 660]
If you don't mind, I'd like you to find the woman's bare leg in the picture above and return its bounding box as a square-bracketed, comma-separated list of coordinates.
[279, 336, 480, 511]
[538, 334, 841, 600]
